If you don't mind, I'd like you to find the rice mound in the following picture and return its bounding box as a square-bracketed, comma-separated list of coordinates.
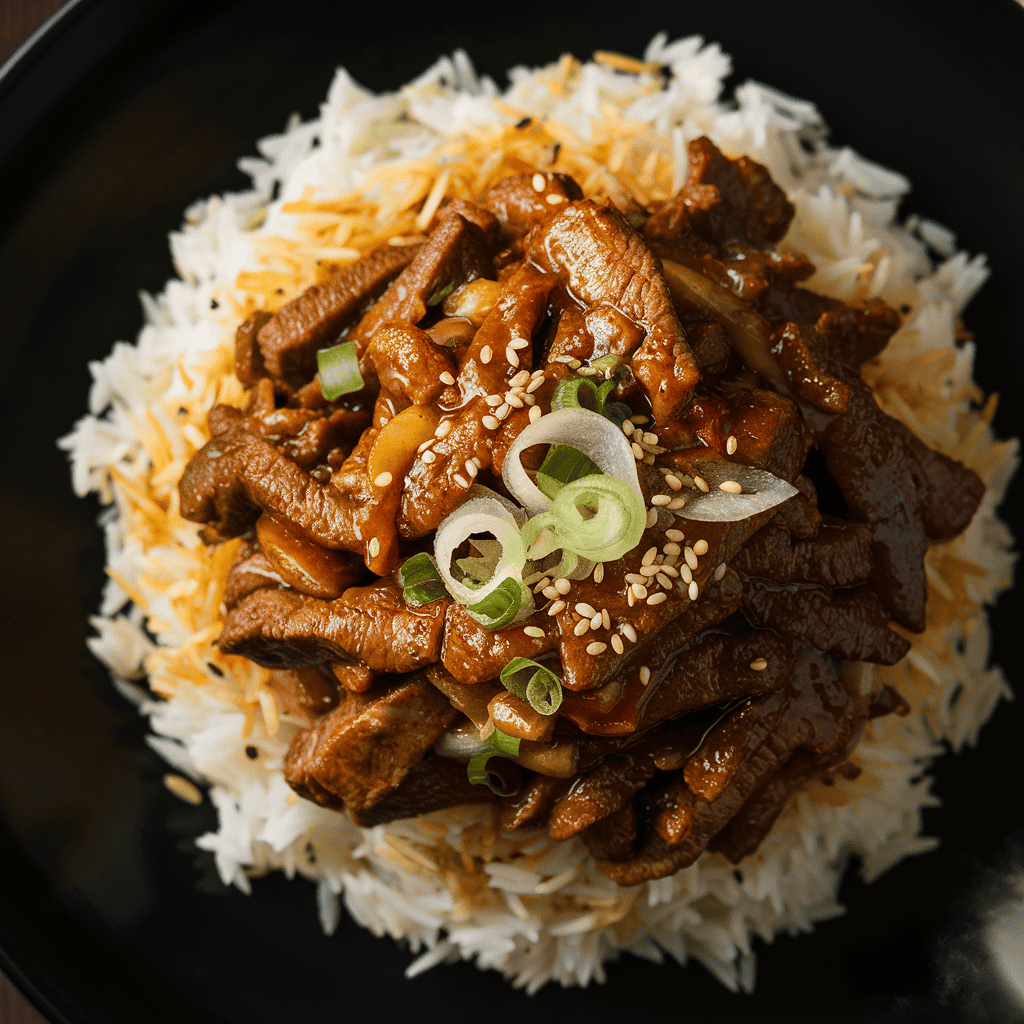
[59, 35, 1019, 992]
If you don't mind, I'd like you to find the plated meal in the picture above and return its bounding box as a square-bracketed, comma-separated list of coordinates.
[61, 35, 1017, 991]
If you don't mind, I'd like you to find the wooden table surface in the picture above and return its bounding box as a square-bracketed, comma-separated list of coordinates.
[1, 7, 71, 1020]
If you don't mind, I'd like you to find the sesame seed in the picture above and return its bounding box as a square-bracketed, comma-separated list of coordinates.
[590, 612, 603, 629]
[164, 773, 203, 805]
[435, 420, 452, 438]
[680, 475, 694, 488]
[524, 626, 545, 638]
[631, 442, 645, 460]
[593, 563, 605, 583]
[464, 460, 478, 478]
[639, 666, 651, 685]
[642, 546, 658, 566]
[693, 539, 709, 556]
[625, 573, 646, 585]
[656, 573, 672, 588]
[542, 586, 559, 601]
[509, 337, 530, 350]
[480, 345, 492, 364]
[485, 393, 503, 406]
[532, 172, 546, 192]
[529, 406, 542, 423]
[640, 564, 661, 577]
[533, 577, 551, 593]
[645, 508, 658, 528]
[679, 564, 693, 584]
[421, 450, 436, 464]
[750, 658, 768, 671]
[482, 415, 500, 430]
[548, 599, 566, 616]
[496, 403, 511, 419]
[658, 565, 678, 578]
[511, 370, 531, 387]
[663, 542, 681, 556]
[611, 634, 624, 655]
[554, 577, 571, 595]
[368, 537, 380, 557]
[546, 193, 565, 205]
[506, 346, 520, 367]
[575, 602, 597, 618]
[417, 440, 433, 453]
[621, 623, 637, 643]
[719, 479, 742, 494]
[630, 414, 648, 425]
[647, 592, 667, 606]
[684, 546, 698, 570]
[586, 641, 607, 655]
[630, 583, 648, 600]
[642, 431, 659, 445]
[714, 563, 727, 581]
[627, 590, 636, 607]
[726, 435, 738, 455]
[688, 580, 699, 600]
[650, 494, 671, 506]
[665, 528, 684, 542]
[523, 394, 536, 405]
[601, 608, 611, 630]
[622, 420, 634, 435]
[693, 475, 709, 492]
[568, 359, 582, 369]
[526, 375, 545, 393]
[453, 474, 469, 488]
[573, 618, 591, 636]
[373, 471, 393, 487]
[439, 371, 455, 386]
[668, 496, 688, 510]
[505, 393, 524, 408]
[666, 474, 683, 491]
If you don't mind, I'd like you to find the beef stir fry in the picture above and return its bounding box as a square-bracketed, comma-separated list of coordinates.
[179, 137, 983, 885]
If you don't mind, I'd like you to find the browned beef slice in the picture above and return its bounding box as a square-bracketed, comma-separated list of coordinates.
[266, 666, 341, 722]
[217, 577, 446, 674]
[179, 431, 363, 550]
[284, 673, 458, 813]
[235, 309, 272, 385]
[730, 520, 874, 587]
[740, 576, 910, 664]
[222, 547, 281, 610]
[483, 171, 584, 241]
[645, 136, 795, 253]
[526, 198, 700, 422]
[579, 801, 638, 861]
[346, 211, 496, 356]
[499, 773, 572, 830]
[256, 243, 420, 384]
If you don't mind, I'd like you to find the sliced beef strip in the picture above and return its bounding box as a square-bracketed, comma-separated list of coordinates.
[284, 672, 458, 814]
[217, 576, 446, 674]
[222, 546, 283, 610]
[526, 198, 700, 422]
[234, 309, 272, 385]
[483, 171, 584, 242]
[579, 801, 638, 861]
[499, 773, 572, 830]
[265, 666, 341, 723]
[256, 242, 420, 386]
[730, 520, 874, 587]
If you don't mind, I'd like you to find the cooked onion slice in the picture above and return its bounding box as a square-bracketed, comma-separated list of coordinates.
[316, 339, 364, 400]
[676, 461, 798, 522]
[503, 407, 643, 517]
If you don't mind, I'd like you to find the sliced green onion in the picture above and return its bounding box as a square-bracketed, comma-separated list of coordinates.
[520, 473, 645, 564]
[426, 281, 455, 306]
[316, 340, 364, 400]
[590, 354, 623, 370]
[465, 575, 525, 630]
[535, 444, 600, 499]
[550, 375, 617, 415]
[396, 552, 448, 607]
[467, 727, 522, 787]
[500, 657, 563, 715]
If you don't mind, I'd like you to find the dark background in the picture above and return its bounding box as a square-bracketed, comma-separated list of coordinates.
[1, 1, 1022, 1022]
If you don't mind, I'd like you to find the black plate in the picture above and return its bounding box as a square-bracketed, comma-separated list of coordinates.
[1, 1, 1022, 1021]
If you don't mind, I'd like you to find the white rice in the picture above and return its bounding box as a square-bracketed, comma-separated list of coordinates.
[58, 35, 1018, 992]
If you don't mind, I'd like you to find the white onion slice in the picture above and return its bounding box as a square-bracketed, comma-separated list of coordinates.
[502, 407, 643, 517]
[676, 461, 798, 522]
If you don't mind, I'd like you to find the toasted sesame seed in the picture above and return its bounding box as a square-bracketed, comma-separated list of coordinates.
[526, 375, 545, 393]
[665, 528, 684, 542]
[542, 586, 559, 601]
[164, 773, 203, 805]
[642, 431, 658, 445]
[640, 564, 661, 577]
[586, 641, 607, 655]
[523, 394, 536, 405]
[630, 582, 648, 600]
[663, 542, 681, 556]
[453, 474, 469, 488]
[421, 450, 436, 464]
[505, 393, 524, 408]
[532, 172, 546, 192]
[506, 346, 520, 367]
[482, 415, 500, 430]
[590, 612, 603, 629]
[624, 573, 646, 585]
[658, 564, 679, 578]
[642, 546, 658, 566]
[529, 406, 542, 423]
[621, 623, 638, 643]
[480, 345, 492, 364]
[368, 537, 380, 557]
[639, 666, 651, 685]
[645, 508, 658, 528]
[464, 460, 478, 478]
[688, 580, 699, 600]
[631, 441, 645, 460]
[548, 599, 566, 616]
[496, 403, 511, 419]
[668, 496, 688, 510]
[650, 494, 671, 506]
[680, 475, 695, 488]
[573, 618, 591, 636]
[630, 414, 648, 424]
[657, 573, 672, 588]
[435, 420, 452, 438]
[684, 546, 698, 570]
[417, 440, 433, 453]
[692, 539, 709, 556]
[373, 471, 393, 487]
[726, 434, 738, 455]
[575, 602, 597, 618]
[647, 592, 667, 606]
[611, 634, 624, 655]
[593, 562, 605, 583]
[661, 475, 680, 492]
[601, 608, 611, 630]
[546, 193, 566, 205]
[510, 369, 531, 387]
[622, 420, 634, 435]
[750, 657, 768, 671]
[439, 371, 455, 386]
[720, 479, 742, 494]
[485, 394, 503, 406]
[714, 563, 727, 581]
[533, 577, 551, 593]
[693, 475, 709, 492]
[509, 337, 530, 350]
[524, 625, 545, 638]
[679, 564, 693, 584]
[554, 577, 571, 595]
[627, 589, 636, 607]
